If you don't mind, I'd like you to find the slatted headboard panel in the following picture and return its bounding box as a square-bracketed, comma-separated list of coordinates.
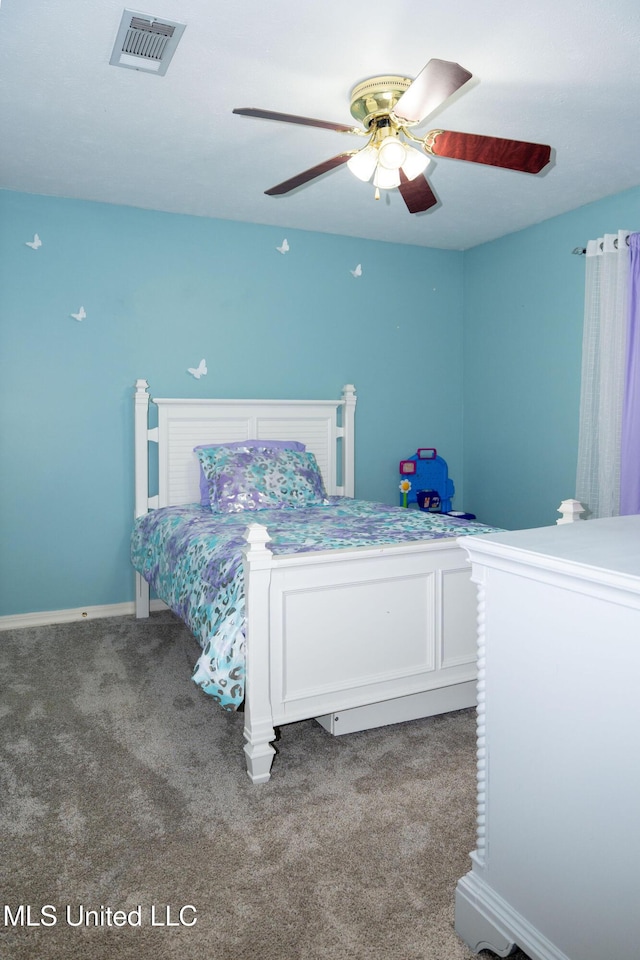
[134, 380, 357, 516]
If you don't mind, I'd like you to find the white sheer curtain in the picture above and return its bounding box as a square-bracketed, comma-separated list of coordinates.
[575, 230, 630, 518]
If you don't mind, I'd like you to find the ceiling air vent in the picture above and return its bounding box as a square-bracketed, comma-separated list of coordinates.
[110, 10, 186, 75]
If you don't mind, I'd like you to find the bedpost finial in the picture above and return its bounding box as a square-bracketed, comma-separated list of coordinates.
[556, 499, 585, 524]
[342, 383, 356, 399]
[135, 379, 149, 394]
[242, 523, 273, 565]
[245, 522, 270, 544]
[244, 523, 272, 552]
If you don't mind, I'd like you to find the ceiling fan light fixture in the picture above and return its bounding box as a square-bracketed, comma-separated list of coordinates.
[373, 165, 401, 190]
[346, 145, 378, 182]
[376, 135, 407, 170]
[400, 147, 430, 181]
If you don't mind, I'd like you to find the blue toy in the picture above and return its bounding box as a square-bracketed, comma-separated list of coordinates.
[398, 448, 455, 513]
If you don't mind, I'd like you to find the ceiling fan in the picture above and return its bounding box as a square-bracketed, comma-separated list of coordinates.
[233, 58, 552, 214]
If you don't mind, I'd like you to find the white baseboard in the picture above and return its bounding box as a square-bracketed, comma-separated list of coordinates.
[0, 599, 168, 631]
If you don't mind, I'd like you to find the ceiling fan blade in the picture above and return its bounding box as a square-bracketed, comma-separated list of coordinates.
[265, 153, 353, 196]
[398, 171, 439, 214]
[393, 59, 472, 125]
[233, 108, 357, 133]
[426, 130, 551, 174]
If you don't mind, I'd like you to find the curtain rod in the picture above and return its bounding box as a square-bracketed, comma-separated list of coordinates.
[572, 234, 632, 255]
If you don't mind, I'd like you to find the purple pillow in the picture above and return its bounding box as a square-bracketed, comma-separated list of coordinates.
[196, 446, 328, 513]
[194, 440, 305, 506]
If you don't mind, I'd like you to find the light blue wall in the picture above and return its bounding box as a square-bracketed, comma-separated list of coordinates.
[463, 185, 640, 529]
[6, 185, 638, 616]
[0, 190, 465, 616]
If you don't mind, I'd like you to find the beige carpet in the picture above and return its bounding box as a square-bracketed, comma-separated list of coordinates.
[1, 611, 529, 960]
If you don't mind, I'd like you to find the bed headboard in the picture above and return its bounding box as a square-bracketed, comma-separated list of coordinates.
[134, 380, 357, 517]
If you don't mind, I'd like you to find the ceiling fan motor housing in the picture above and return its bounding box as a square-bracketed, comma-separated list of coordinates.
[349, 75, 413, 127]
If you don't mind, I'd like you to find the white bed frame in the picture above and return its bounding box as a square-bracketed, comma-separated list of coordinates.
[132, 380, 534, 782]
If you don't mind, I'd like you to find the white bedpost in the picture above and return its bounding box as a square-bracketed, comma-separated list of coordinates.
[134, 379, 151, 618]
[556, 499, 585, 524]
[341, 383, 357, 498]
[242, 523, 277, 783]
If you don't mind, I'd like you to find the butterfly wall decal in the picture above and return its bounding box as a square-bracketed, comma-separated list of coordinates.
[188, 359, 207, 379]
[350, 264, 362, 278]
[276, 239, 289, 254]
[25, 234, 42, 250]
[71, 306, 86, 321]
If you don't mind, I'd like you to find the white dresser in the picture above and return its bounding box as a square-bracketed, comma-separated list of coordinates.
[454, 515, 640, 960]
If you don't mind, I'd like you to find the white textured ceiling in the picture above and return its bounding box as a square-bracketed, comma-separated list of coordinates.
[1, 0, 640, 249]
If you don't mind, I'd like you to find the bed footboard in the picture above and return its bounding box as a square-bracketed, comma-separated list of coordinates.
[241, 522, 480, 782]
